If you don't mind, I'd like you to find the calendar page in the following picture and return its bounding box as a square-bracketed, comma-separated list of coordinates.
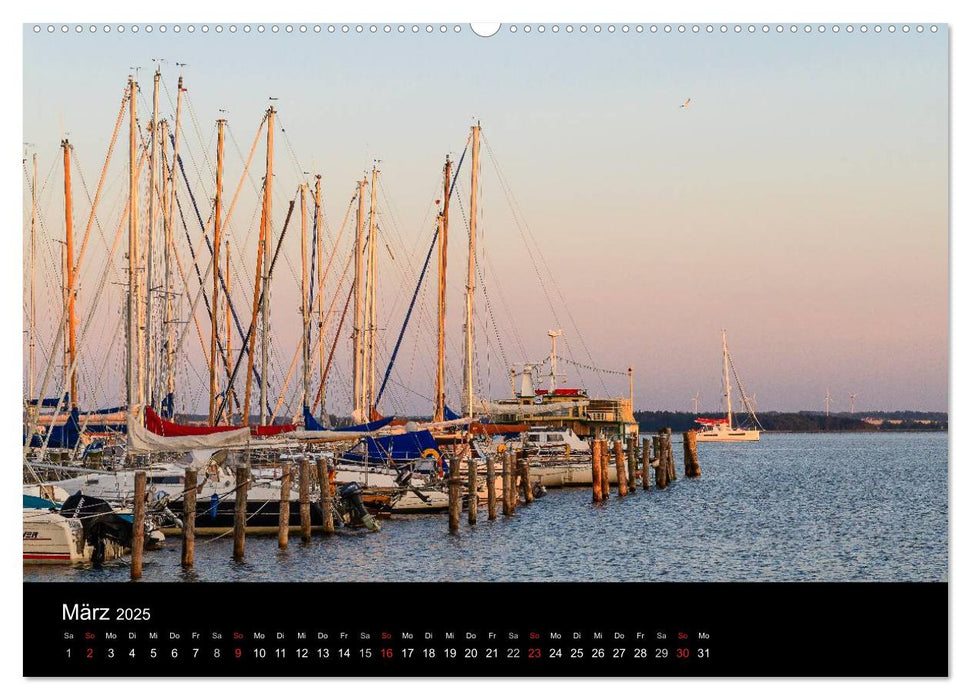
[19, 9, 949, 681]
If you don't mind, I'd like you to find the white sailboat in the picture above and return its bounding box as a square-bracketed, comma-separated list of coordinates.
[696, 330, 761, 442]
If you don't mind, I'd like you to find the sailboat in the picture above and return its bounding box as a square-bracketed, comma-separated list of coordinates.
[696, 330, 761, 442]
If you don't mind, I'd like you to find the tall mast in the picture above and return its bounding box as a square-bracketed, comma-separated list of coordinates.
[164, 76, 184, 410]
[144, 67, 160, 408]
[60, 243, 68, 391]
[434, 157, 450, 423]
[159, 119, 173, 412]
[224, 240, 232, 423]
[463, 124, 481, 417]
[209, 118, 226, 425]
[259, 106, 275, 425]
[61, 140, 78, 409]
[722, 329, 732, 429]
[300, 182, 310, 411]
[351, 177, 367, 421]
[314, 175, 325, 420]
[127, 76, 139, 413]
[364, 166, 379, 416]
[28, 152, 37, 402]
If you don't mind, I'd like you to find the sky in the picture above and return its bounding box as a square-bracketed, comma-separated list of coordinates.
[21, 23, 948, 416]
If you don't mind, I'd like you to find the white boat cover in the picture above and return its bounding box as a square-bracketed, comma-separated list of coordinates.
[127, 414, 252, 453]
[473, 399, 590, 417]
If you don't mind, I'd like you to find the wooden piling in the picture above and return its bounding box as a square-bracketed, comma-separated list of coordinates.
[486, 456, 498, 520]
[684, 430, 701, 477]
[467, 458, 478, 525]
[614, 440, 628, 497]
[181, 467, 197, 568]
[664, 428, 676, 481]
[299, 459, 311, 542]
[131, 470, 146, 580]
[278, 464, 291, 548]
[641, 438, 651, 490]
[448, 457, 461, 532]
[599, 440, 610, 500]
[626, 436, 637, 492]
[502, 452, 514, 515]
[233, 465, 248, 561]
[654, 433, 667, 489]
[591, 439, 603, 502]
[520, 454, 534, 504]
[317, 457, 335, 535]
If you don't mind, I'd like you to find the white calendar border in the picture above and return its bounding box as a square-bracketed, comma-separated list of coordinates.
[3, 0, 964, 696]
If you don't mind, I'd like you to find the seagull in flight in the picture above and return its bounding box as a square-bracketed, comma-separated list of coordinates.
[680, 98, 691, 109]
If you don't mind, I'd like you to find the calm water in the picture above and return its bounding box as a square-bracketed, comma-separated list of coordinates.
[24, 432, 948, 583]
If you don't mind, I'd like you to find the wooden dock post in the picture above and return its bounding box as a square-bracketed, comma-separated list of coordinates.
[654, 433, 667, 489]
[317, 457, 335, 535]
[299, 459, 312, 542]
[448, 457, 461, 531]
[591, 439, 603, 502]
[502, 452, 514, 515]
[599, 440, 610, 500]
[641, 438, 651, 490]
[486, 456, 498, 520]
[626, 436, 637, 492]
[664, 428, 676, 481]
[181, 467, 197, 568]
[131, 470, 146, 580]
[521, 454, 534, 504]
[233, 465, 248, 561]
[684, 430, 701, 477]
[467, 457, 478, 525]
[614, 440, 628, 497]
[278, 464, 291, 548]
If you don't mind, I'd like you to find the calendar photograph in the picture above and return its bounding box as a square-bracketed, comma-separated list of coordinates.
[20, 19, 948, 677]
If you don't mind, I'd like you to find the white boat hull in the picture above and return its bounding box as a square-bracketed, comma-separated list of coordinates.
[696, 429, 760, 442]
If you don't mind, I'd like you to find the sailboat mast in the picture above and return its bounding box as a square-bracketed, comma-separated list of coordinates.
[224, 240, 232, 423]
[159, 119, 173, 410]
[364, 166, 379, 416]
[722, 329, 733, 429]
[209, 118, 226, 425]
[259, 106, 275, 425]
[29, 152, 37, 402]
[61, 140, 78, 409]
[165, 77, 184, 409]
[300, 183, 310, 411]
[145, 68, 160, 408]
[314, 175, 324, 419]
[127, 76, 139, 413]
[435, 157, 450, 423]
[464, 124, 481, 417]
[351, 177, 367, 421]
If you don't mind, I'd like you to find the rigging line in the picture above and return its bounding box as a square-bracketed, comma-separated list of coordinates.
[727, 350, 764, 431]
[22, 139, 148, 453]
[482, 135, 608, 393]
[373, 142, 469, 407]
[311, 246, 356, 414]
[170, 132, 265, 392]
[214, 199, 296, 424]
[274, 115, 308, 182]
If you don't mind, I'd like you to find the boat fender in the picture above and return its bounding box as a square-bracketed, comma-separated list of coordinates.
[209, 493, 219, 520]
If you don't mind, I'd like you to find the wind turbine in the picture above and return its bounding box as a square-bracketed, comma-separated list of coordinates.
[824, 388, 832, 417]
[849, 393, 858, 414]
[692, 392, 700, 414]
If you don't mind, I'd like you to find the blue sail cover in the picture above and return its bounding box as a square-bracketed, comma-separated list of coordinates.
[443, 404, 461, 421]
[25, 407, 81, 448]
[305, 406, 395, 433]
[345, 429, 440, 464]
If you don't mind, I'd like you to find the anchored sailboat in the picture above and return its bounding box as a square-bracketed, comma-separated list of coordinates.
[696, 330, 762, 442]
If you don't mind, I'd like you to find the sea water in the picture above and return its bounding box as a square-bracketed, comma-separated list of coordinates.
[24, 432, 947, 583]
